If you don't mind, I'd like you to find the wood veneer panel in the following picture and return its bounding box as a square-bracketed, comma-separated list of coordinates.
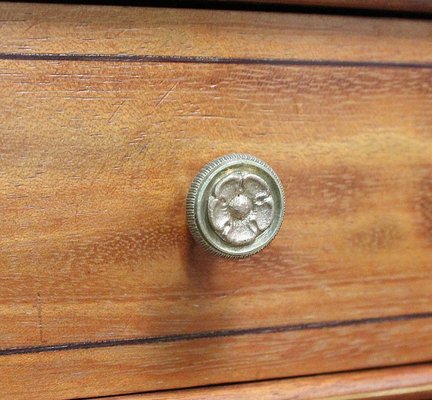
[1, 3, 432, 63]
[2, 320, 432, 399]
[1, 59, 432, 348]
[0, 57, 432, 397]
[104, 364, 432, 400]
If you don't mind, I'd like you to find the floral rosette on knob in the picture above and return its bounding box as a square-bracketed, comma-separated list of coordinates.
[208, 171, 275, 246]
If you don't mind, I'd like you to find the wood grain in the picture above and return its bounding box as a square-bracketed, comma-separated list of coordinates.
[0, 3, 432, 399]
[103, 364, 432, 400]
[1, 3, 432, 63]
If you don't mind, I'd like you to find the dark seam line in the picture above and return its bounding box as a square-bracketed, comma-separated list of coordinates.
[1, 312, 432, 357]
[1, 52, 432, 69]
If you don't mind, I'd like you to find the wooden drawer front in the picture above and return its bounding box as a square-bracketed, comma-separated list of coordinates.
[1, 3, 432, 399]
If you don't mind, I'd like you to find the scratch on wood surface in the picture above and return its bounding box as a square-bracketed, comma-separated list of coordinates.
[108, 100, 126, 123]
[156, 82, 178, 107]
[23, 21, 38, 33]
[37, 292, 43, 344]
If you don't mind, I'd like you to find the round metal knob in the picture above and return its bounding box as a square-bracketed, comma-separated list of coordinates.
[186, 154, 285, 258]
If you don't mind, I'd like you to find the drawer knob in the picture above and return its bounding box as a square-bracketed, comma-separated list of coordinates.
[187, 154, 285, 258]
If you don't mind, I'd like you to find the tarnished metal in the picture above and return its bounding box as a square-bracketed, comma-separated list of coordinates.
[187, 154, 285, 258]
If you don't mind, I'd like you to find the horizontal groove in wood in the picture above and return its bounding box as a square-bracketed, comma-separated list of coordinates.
[2, 319, 432, 399]
[1, 311, 432, 356]
[1, 52, 432, 69]
[1, 3, 432, 63]
[99, 363, 432, 400]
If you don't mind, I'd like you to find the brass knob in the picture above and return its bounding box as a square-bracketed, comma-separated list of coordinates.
[187, 154, 285, 258]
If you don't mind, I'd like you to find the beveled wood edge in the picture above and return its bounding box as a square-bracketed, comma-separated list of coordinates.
[210, 0, 432, 14]
[99, 363, 432, 399]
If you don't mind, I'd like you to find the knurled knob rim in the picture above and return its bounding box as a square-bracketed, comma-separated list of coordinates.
[186, 153, 285, 258]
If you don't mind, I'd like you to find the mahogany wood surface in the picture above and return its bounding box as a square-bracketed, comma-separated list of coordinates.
[104, 364, 432, 399]
[0, 2, 431, 399]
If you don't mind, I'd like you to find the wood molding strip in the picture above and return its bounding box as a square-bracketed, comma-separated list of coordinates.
[96, 363, 432, 400]
[1, 3, 432, 63]
[209, 0, 432, 14]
